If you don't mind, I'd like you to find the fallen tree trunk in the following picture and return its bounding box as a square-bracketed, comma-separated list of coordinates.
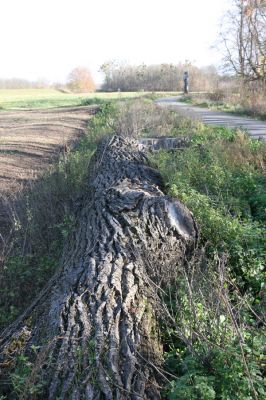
[0, 135, 198, 399]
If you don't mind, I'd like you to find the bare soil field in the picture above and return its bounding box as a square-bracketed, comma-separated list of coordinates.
[0, 105, 96, 195]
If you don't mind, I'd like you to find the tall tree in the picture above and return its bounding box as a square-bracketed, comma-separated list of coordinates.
[67, 67, 96, 93]
[221, 0, 266, 81]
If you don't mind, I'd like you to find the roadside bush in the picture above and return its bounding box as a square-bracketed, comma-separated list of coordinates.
[161, 249, 265, 400]
[152, 133, 265, 289]
[79, 97, 109, 106]
[238, 81, 266, 119]
[150, 124, 265, 399]
[107, 97, 207, 138]
[184, 79, 266, 120]
[208, 89, 226, 102]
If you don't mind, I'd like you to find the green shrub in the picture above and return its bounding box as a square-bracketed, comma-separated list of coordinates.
[151, 133, 266, 291]
[150, 121, 265, 399]
[166, 342, 265, 400]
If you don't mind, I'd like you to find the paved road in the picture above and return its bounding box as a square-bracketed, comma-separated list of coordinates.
[156, 97, 266, 140]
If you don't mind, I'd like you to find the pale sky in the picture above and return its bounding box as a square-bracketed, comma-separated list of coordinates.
[0, 0, 231, 84]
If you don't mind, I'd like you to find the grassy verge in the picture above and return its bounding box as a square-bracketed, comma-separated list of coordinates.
[178, 93, 266, 121]
[0, 98, 265, 399]
[151, 130, 265, 399]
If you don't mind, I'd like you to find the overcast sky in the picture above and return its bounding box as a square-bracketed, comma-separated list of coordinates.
[0, 0, 231, 84]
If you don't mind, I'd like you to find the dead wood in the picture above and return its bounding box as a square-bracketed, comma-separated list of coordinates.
[0, 135, 198, 399]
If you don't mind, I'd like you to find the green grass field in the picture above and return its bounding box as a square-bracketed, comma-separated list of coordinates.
[0, 89, 148, 109]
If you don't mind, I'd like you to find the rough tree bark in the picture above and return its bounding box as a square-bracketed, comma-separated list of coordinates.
[0, 135, 198, 399]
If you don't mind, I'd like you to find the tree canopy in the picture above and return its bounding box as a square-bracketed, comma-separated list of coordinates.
[67, 67, 96, 93]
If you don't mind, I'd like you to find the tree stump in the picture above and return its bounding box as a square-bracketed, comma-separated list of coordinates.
[0, 135, 198, 399]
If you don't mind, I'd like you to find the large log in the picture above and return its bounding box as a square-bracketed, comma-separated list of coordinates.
[0, 135, 198, 399]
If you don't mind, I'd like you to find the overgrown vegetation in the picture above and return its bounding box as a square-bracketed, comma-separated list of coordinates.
[0, 98, 265, 399]
[100, 61, 219, 92]
[179, 80, 266, 121]
[151, 129, 265, 399]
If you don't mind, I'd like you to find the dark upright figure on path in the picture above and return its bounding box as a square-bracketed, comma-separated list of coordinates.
[184, 71, 189, 94]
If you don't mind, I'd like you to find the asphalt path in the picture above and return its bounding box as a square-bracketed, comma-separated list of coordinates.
[156, 97, 266, 140]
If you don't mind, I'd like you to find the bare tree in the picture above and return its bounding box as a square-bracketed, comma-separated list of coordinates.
[220, 0, 266, 81]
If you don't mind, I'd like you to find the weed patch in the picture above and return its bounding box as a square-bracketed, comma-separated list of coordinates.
[151, 122, 265, 399]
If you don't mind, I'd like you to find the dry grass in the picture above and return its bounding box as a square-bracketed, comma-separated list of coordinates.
[211, 80, 266, 119]
[110, 98, 195, 138]
[184, 80, 266, 120]
[219, 130, 266, 171]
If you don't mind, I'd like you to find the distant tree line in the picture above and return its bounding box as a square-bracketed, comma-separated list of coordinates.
[0, 78, 52, 89]
[0, 68, 96, 93]
[100, 62, 220, 92]
[0, 64, 222, 93]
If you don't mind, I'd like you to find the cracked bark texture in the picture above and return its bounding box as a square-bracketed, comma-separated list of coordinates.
[0, 135, 198, 400]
